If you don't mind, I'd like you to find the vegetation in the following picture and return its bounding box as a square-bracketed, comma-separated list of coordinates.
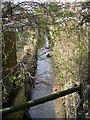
[1, 1, 90, 119]
[2, 29, 37, 104]
[48, 2, 89, 118]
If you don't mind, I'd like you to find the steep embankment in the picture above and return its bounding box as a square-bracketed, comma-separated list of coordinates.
[4, 30, 38, 119]
[52, 22, 88, 118]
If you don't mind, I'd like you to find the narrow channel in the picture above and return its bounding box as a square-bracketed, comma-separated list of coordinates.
[28, 33, 56, 118]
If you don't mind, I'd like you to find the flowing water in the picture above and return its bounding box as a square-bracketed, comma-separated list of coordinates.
[28, 33, 66, 119]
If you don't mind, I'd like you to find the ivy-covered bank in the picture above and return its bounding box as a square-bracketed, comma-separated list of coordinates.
[52, 21, 88, 118]
[2, 29, 38, 119]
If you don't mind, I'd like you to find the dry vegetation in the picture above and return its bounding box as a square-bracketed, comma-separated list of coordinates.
[2, 1, 90, 118]
[52, 20, 88, 117]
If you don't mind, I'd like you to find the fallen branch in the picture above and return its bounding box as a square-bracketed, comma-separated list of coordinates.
[1, 86, 80, 115]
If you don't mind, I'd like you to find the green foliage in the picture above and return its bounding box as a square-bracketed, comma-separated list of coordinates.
[48, 2, 76, 18]
[24, 31, 31, 38]
[49, 2, 88, 118]
[8, 75, 21, 88]
[2, 86, 9, 103]
[16, 33, 19, 40]
[2, 1, 89, 117]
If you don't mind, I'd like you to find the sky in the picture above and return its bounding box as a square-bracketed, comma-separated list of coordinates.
[16, 0, 86, 3]
[3, 0, 87, 3]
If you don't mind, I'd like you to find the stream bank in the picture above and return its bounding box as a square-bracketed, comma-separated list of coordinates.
[2, 30, 38, 120]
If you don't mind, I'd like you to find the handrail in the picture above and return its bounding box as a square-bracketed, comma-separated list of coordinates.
[1, 86, 80, 115]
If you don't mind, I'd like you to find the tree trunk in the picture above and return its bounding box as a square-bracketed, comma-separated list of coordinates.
[2, 31, 17, 92]
[3, 31, 17, 76]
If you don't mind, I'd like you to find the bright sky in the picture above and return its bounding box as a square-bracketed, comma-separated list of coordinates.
[16, 0, 87, 3]
[3, 0, 87, 3]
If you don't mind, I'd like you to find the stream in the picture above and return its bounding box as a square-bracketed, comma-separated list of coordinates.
[28, 33, 66, 119]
